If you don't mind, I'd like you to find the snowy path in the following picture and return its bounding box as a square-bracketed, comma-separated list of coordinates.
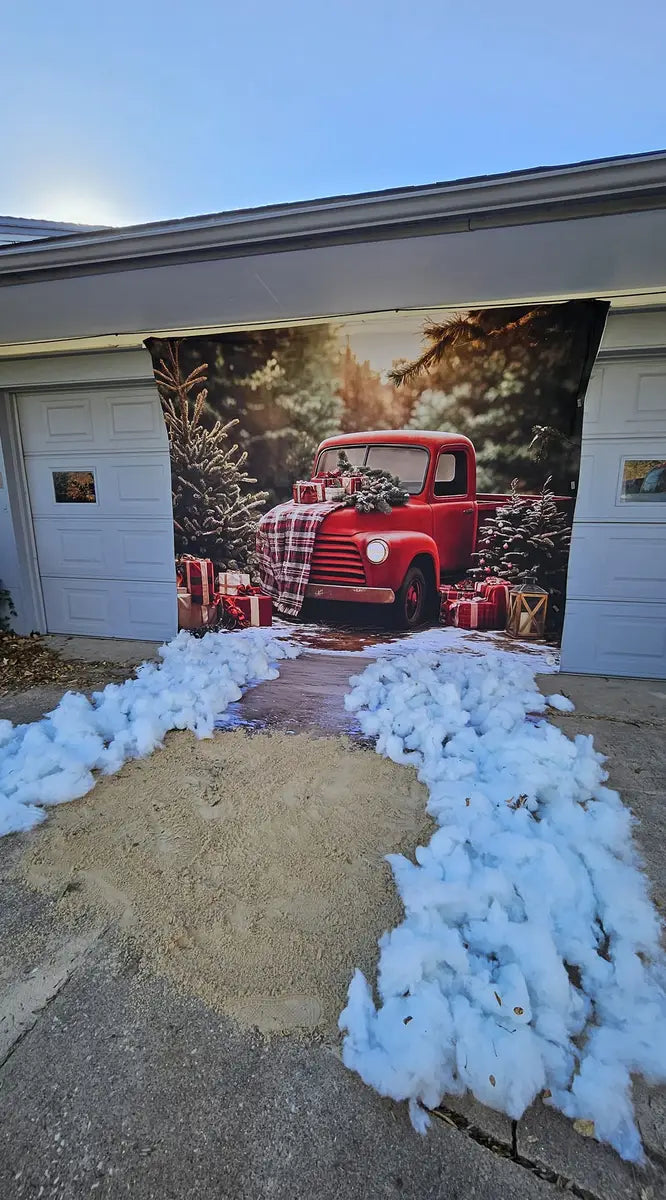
[0, 630, 299, 838]
[339, 650, 666, 1163]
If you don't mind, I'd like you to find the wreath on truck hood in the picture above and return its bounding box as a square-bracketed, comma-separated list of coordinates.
[337, 450, 410, 514]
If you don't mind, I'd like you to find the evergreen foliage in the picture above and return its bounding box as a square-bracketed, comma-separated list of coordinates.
[154, 342, 267, 570]
[470, 477, 573, 627]
[152, 326, 343, 507]
[337, 450, 409, 515]
[0, 582, 15, 632]
[398, 303, 606, 493]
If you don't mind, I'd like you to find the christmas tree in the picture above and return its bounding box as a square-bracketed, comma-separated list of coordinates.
[154, 342, 267, 571]
[337, 451, 409, 514]
[470, 478, 572, 627]
[152, 325, 342, 508]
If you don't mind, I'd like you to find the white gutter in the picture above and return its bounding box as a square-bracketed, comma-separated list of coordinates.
[1, 152, 665, 278]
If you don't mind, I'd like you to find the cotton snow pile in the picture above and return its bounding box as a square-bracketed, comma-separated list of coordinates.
[0, 629, 299, 838]
[339, 650, 666, 1162]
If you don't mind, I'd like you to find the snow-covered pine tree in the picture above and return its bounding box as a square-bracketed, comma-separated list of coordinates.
[154, 342, 268, 571]
[337, 450, 409, 514]
[470, 478, 572, 627]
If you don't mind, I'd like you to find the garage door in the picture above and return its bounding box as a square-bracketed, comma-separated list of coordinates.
[18, 387, 177, 640]
[561, 357, 666, 678]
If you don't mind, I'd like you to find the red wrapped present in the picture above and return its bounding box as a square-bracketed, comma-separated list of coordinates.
[481, 579, 511, 622]
[313, 470, 343, 487]
[293, 480, 324, 504]
[450, 598, 498, 629]
[440, 585, 476, 602]
[341, 473, 363, 495]
[471, 577, 511, 622]
[177, 556, 215, 605]
[232, 585, 272, 627]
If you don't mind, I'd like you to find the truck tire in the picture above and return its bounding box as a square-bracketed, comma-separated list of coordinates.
[393, 565, 431, 629]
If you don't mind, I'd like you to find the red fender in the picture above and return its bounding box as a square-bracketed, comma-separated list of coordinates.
[351, 530, 440, 592]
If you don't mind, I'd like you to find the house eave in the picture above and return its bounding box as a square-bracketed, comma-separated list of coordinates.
[1, 151, 666, 283]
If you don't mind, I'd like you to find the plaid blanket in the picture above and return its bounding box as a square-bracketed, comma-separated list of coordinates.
[256, 500, 343, 616]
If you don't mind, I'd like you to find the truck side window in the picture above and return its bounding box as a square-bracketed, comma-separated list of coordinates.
[434, 450, 468, 497]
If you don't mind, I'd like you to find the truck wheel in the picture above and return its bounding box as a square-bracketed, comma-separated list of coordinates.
[393, 566, 430, 629]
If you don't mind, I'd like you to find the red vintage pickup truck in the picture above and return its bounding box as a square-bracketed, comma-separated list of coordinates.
[304, 429, 569, 628]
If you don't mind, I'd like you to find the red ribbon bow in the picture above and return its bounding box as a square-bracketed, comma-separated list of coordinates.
[219, 594, 247, 628]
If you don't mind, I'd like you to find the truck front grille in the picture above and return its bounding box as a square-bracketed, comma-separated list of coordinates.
[309, 536, 366, 586]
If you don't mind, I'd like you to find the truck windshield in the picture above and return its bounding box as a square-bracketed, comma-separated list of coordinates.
[317, 445, 429, 494]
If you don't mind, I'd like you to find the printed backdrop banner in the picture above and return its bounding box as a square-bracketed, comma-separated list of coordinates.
[145, 300, 608, 622]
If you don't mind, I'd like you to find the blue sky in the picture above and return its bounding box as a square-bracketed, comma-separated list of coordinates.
[2, 0, 665, 227]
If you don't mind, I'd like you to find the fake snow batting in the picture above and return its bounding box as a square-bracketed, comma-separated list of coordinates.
[0, 629, 299, 838]
[339, 651, 666, 1162]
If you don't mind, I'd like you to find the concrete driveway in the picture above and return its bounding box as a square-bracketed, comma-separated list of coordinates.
[0, 636, 664, 1199]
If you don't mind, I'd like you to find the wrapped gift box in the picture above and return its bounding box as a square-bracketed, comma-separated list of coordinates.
[480, 579, 511, 622]
[439, 585, 477, 623]
[341, 473, 363, 495]
[177, 589, 218, 630]
[313, 471, 343, 488]
[293, 480, 324, 504]
[439, 594, 453, 624]
[471, 577, 511, 623]
[177, 557, 215, 605]
[440, 585, 476, 602]
[324, 486, 345, 501]
[450, 598, 498, 629]
[231, 591, 272, 627]
[218, 570, 251, 595]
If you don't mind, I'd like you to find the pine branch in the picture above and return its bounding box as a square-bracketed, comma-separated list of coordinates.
[389, 307, 555, 386]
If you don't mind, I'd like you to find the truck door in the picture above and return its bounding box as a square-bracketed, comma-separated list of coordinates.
[430, 448, 476, 575]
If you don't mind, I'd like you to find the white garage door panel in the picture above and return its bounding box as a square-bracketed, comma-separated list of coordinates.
[32, 519, 175, 580]
[18, 386, 177, 641]
[24, 455, 172, 519]
[19, 388, 168, 453]
[561, 601, 666, 678]
[562, 356, 666, 678]
[567, 524, 666, 603]
[582, 365, 666, 437]
[40, 578, 178, 640]
[574, 437, 666, 523]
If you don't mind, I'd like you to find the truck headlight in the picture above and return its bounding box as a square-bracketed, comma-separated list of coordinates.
[366, 539, 389, 564]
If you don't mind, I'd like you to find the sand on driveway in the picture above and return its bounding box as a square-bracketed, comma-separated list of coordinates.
[16, 728, 432, 1035]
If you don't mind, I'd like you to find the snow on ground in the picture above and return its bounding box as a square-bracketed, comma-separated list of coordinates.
[270, 616, 560, 673]
[339, 649, 666, 1162]
[0, 629, 299, 838]
[361, 626, 560, 672]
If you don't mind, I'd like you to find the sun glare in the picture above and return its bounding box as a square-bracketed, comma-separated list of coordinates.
[35, 193, 129, 228]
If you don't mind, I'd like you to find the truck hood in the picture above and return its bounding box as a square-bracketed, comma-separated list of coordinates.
[316, 500, 432, 538]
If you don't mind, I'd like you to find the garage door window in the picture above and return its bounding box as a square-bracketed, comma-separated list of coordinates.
[52, 470, 97, 504]
[619, 458, 666, 503]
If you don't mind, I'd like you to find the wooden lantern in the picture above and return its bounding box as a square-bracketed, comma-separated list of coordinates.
[506, 578, 548, 639]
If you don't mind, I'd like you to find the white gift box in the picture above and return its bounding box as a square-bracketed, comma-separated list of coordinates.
[218, 570, 251, 595]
